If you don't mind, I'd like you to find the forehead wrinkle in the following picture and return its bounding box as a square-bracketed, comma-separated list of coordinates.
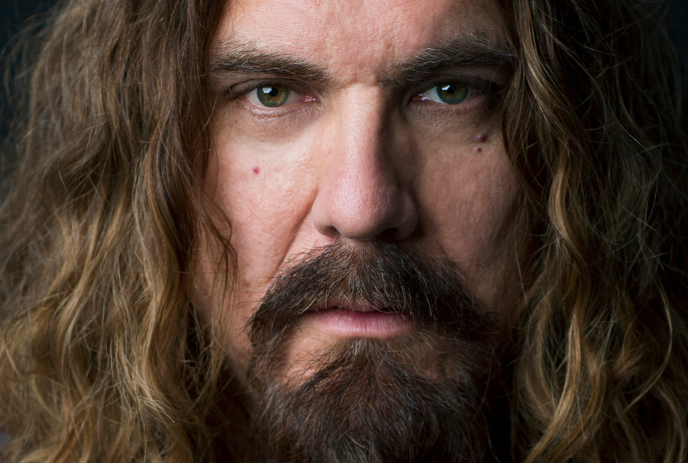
[214, 0, 511, 87]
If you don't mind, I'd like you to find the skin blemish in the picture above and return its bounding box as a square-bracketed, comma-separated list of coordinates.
[474, 147, 483, 153]
[252, 166, 260, 174]
[476, 133, 488, 143]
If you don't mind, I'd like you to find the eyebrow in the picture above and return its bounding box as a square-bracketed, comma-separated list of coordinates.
[209, 42, 331, 85]
[386, 38, 516, 85]
[208, 37, 515, 87]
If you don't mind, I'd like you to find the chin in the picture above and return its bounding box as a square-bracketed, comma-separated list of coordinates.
[243, 333, 505, 463]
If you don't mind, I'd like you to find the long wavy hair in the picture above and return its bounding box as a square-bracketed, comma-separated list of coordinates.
[0, 0, 686, 462]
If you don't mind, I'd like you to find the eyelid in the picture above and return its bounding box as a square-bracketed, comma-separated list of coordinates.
[409, 75, 505, 107]
[229, 79, 318, 103]
[413, 75, 502, 95]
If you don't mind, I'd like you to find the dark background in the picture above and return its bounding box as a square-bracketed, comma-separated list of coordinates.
[1, 0, 688, 141]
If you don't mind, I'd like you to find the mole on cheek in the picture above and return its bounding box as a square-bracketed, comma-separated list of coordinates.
[252, 166, 260, 174]
[474, 133, 488, 153]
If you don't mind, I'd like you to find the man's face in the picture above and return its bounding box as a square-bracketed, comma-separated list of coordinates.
[200, 0, 523, 459]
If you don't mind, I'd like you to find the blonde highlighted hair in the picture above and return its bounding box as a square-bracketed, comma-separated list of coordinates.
[0, 0, 687, 462]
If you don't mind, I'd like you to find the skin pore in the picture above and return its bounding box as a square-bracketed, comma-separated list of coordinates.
[197, 0, 524, 397]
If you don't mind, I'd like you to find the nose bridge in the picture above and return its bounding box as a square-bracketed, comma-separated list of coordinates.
[311, 85, 417, 241]
[333, 87, 388, 212]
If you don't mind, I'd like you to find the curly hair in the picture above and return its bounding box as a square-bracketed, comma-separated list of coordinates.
[0, 0, 686, 462]
[499, 1, 688, 461]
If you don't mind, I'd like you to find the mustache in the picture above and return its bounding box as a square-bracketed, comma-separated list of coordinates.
[248, 241, 495, 348]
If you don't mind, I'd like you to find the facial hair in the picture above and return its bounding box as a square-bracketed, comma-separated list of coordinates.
[245, 241, 507, 463]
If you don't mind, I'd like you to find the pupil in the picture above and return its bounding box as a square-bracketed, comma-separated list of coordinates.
[265, 87, 279, 97]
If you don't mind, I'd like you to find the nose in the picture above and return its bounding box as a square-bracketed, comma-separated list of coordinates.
[310, 86, 418, 242]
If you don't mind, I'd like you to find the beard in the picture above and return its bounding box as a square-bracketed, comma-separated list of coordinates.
[244, 241, 508, 463]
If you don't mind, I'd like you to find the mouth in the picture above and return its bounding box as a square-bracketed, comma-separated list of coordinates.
[301, 301, 415, 339]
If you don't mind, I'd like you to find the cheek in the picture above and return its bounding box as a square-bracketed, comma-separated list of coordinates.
[445, 167, 519, 247]
[203, 115, 323, 368]
[418, 143, 522, 310]
[208, 113, 316, 253]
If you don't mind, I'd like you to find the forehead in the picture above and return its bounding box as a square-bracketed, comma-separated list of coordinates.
[214, 0, 506, 83]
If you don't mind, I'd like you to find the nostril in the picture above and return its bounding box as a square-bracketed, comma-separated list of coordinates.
[378, 226, 404, 241]
[319, 224, 341, 240]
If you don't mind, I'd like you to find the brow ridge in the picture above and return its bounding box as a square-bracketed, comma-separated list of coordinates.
[209, 37, 515, 87]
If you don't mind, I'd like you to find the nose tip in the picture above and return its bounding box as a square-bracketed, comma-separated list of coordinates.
[313, 167, 418, 241]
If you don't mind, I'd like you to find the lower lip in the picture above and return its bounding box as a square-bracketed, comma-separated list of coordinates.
[302, 309, 415, 339]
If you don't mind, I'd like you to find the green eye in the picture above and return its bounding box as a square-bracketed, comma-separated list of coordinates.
[256, 85, 290, 107]
[427, 83, 469, 105]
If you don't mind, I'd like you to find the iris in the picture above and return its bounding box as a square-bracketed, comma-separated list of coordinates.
[256, 85, 290, 107]
[429, 83, 469, 105]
